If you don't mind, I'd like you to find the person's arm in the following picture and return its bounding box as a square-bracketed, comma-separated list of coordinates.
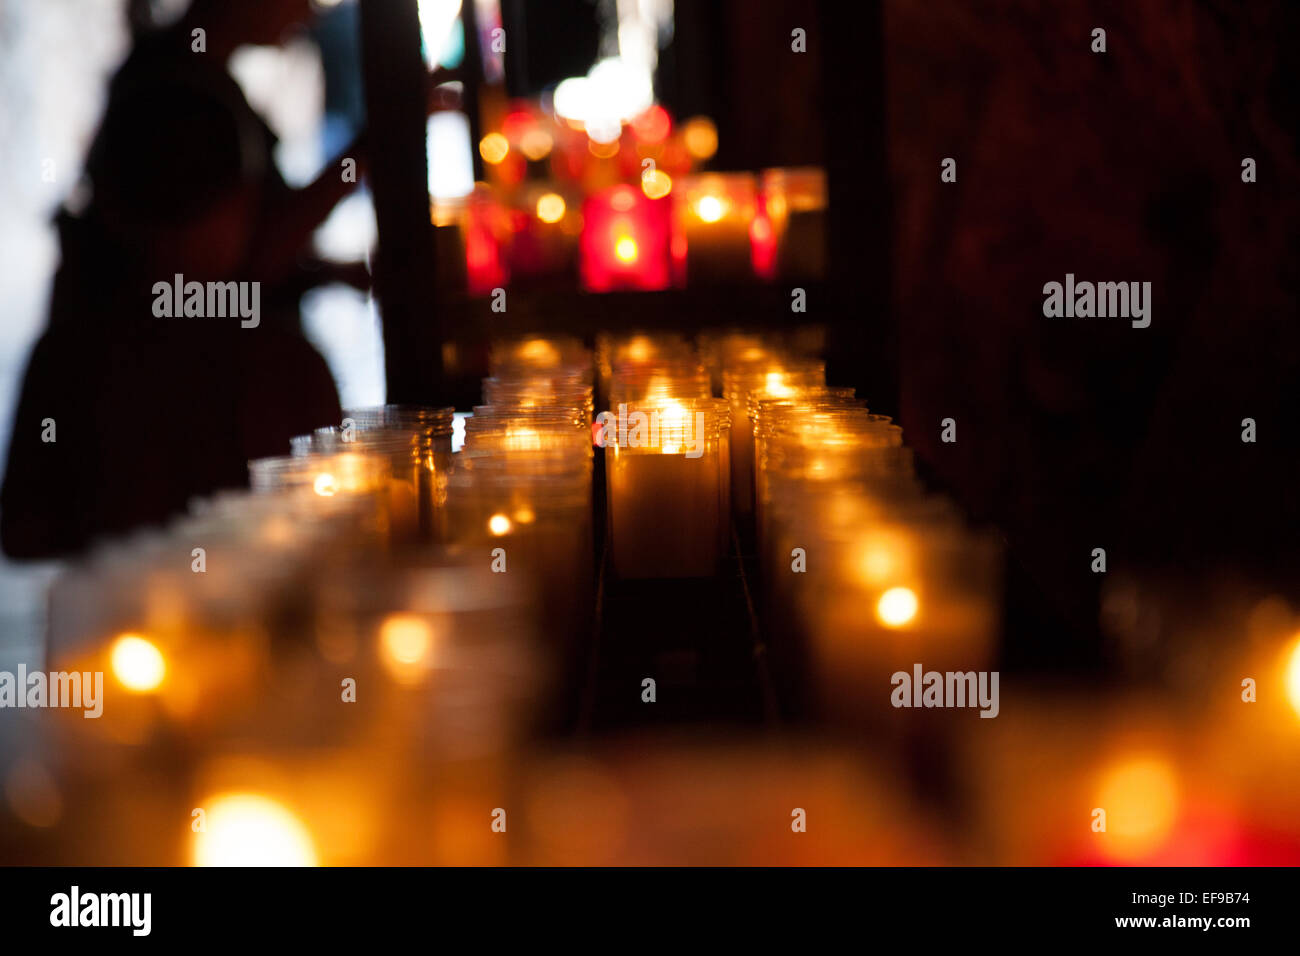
[245, 132, 369, 283]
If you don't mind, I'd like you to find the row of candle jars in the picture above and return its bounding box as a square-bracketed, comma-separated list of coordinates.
[754, 397, 1003, 726]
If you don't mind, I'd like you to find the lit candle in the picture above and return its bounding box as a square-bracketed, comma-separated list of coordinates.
[580, 184, 671, 291]
[676, 173, 758, 283]
[605, 398, 728, 578]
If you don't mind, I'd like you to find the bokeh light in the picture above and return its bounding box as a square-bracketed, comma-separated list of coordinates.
[193, 793, 318, 867]
[876, 587, 919, 628]
[110, 634, 166, 692]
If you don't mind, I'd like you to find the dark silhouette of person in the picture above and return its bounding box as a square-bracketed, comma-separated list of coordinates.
[2, 0, 370, 559]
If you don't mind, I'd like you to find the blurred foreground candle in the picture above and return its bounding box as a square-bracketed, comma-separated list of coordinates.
[676, 173, 758, 283]
[604, 397, 729, 578]
[580, 184, 671, 291]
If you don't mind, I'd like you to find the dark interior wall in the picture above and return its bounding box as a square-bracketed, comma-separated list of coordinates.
[662, 0, 824, 169]
[884, 0, 1299, 615]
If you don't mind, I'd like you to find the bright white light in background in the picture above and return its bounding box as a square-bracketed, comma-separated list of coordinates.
[417, 0, 464, 68]
[551, 1, 672, 137]
[553, 76, 593, 126]
[428, 112, 475, 199]
[228, 42, 325, 186]
[617, 0, 674, 77]
[554, 58, 654, 136]
[452, 413, 470, 453]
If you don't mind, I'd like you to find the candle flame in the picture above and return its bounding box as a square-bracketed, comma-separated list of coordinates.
[379, 613, 438, 683]
[763, 371, 793, 398]
[876, 587, 918, 627]
[193, 793, 318, 867]
[695, 195, 725, 223]
[614, 235, 639, 263]
[110, 633, 166, 692]
[536, 193, 566, 224]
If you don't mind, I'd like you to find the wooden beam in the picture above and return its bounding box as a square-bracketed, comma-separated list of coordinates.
[819, 0, 894, 417]
[360, 0, 443, 404]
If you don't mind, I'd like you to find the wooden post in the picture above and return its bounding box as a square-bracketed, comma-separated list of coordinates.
[819, 0, 894, 417]
[360, 0, 443, 404]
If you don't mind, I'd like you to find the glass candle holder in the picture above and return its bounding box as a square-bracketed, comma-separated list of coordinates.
[249, 452, 393, 545]
[580, 184, 672, 292]
[605, 396, 730, 578]
[290, 429, 424, 546]
[722, 358, 826, 519]
[674, 172, 759, 283]
[341, 406, 456, 542]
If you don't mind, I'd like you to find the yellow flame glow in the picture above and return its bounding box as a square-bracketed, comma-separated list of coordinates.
[479, 132, 509, 165]
[110, 634, 166, 692]
[379, 613, 437, 683]
[876, 587, 918, 628]
[1095, 755, 1179, 860]
[1285, 635, 1300, 719]
[614, 236, 639, 263]
[536, 192, 566, 223]
[695, 195, 725, 223]
[641, 169, 672, 200]
[193, 793, 318, 867]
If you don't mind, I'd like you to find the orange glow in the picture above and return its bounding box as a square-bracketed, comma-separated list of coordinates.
[1095, 755, 1179, 861]
[379, 613, 438, 683]
[626, 337, 652, 363]
[488, 513, 513, 536]
[588, 138, 620, 159]
[682, 116, 718, 160]
[641, 168, 672, 200]
[536, 192, 566, 223]
[857, 544, 897, 584]
[694, 195, 725, 223]
[614, 236, 639, 263]
[517, 338, 560, 365]
[763, 371, 793, 398]
[610, 187, 637, 212]
[1285, 634, 1300, 718]
[479, 132, 509, 165]
[110, 634, 166, 692]
[193, 793, 317, 867]
[520, 128, 553, 161]
[632, 104, 671, 144]
[876, 587, 919, 627]
[313, 473, 337, 497]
